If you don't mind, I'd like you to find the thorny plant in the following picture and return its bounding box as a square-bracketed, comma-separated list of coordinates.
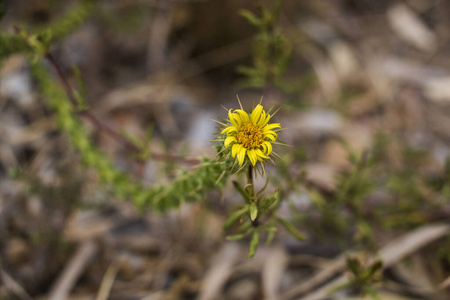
[0, 0, 232, 212]
[0, 0, 304, 260]
[216, 99, 305, 258]
[3, 0, 450, 298]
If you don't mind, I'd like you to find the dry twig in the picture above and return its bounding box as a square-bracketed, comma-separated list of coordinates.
[281, 223, 450, 300]
[48, 240, 98, 300]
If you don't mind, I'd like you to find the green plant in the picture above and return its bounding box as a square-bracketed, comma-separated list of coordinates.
[237, 0, 292, 91]
[0, 2, 235, 214]
[336, 256, 383, 300]
[218, 102, 305, 258]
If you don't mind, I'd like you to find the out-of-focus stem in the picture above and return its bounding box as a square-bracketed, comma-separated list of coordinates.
[43, 52, 200, 166]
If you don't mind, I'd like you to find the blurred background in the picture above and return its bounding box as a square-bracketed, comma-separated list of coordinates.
[2, 0, 450, 299]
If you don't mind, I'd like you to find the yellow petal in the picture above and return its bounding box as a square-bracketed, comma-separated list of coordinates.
[260, 143, 267, 154]
[234, 109, 250, 124]
[263, 123, 281, 131]
[255, 148, 269, 159]
[221, 126, 237, 134]
[263, 131, 277, 140]
[260, 113, 271, 127]
[232, 143, 241, 157]
[237, 147, 247, 165]
[257, 110, 266, 126]
[265, 133, 276, 142]
[233, 114, 242, 128]
[247, 149, 257, 166]
[250, 104, 263, 124]
[228, 110, 241, 128]
[261, 141, 272, 155]
[224, 136, 236, 147]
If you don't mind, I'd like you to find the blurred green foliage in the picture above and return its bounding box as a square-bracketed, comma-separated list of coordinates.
[237, 0, 292, 91]
[0, 0, 236, 213]
[32, 62, 233, 211]
[0, 0, 94, 63]
[342, 256, 383, 300]
[1, 2, 450, 295]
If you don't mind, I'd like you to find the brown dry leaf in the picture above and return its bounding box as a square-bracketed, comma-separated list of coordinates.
[320, 123, 373, 168]
[387, 3, 438, 53]
[286, 109, 344, 137]
[391, 255, 437, 296]
[280, 252, 349, 300]
[65, 210, 115, 241]
[48, 240, 98, 300]
[347, 91, 380, 117]
[197, 243, 241, 300]
[348, 291, 419, 300]
[304, 163, 338, 192]
[284, 223, 450, 300]
[262, 246, 288, 300]
[328, 41, 359, 81]
[424, 77, 450, 103]
[226, 278, 259, 300]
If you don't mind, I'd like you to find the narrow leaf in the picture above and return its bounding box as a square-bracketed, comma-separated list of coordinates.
[276, 217, 306, 240]
[223, 206, 249, 229]
[226, 234, 245, 241]
[248, 230, 259, 259]
[239, 10, 262, 27]
[265, 225, 277, 245]
[364, 259, 383, 280]
[250, 202, 258, 221]
[346, 257, 362, 276]
[260, 188, 279, 209]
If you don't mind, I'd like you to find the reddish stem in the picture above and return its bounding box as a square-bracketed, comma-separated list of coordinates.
[44, 52, 200, 165]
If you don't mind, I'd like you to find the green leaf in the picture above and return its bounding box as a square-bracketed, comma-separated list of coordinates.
[364, 259, 383, 280]
[272, 0, 282, 18]
[265, 223, 277, 245]
[43, 0, 95, 43]
[248, 230, 259, 259]
[238, 220, 252, 232]
[346, 257, 362, 276]
[260, 188, 279, 209]
[71, 65, 88, 110]
[366, 287, 380, 300]
[250, 202, 258, 221]
[223, 206, 249, 229]
[226, 234, 245, 241]
[239, 10, 263, 27]
[309, 190, 325, 209]
[276, 216, 306, 240]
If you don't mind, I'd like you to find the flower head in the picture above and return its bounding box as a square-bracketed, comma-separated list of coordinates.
[221, 104, 280, 166]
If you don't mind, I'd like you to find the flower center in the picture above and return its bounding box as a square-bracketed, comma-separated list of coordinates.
[236, 124, 263, 149]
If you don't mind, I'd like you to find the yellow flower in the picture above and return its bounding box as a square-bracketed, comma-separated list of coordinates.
[221, 104, 280, 166]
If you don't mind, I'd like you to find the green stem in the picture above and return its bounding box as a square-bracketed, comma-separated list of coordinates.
[247, 165, 259, 227]
[247, 165, 255, 198]
[232, 181, 251, 202]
